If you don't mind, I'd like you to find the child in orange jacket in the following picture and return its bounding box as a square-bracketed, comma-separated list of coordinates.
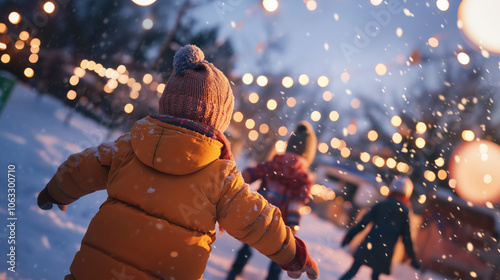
[227, 121, 317, 280]
[37, 45, 319, 280]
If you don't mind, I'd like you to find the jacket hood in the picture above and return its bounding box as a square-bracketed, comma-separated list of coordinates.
[130, 116, 223, 175]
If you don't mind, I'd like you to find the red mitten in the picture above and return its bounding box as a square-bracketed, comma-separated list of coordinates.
[279, 237, 319, 279]
[37, 187, 67, 211]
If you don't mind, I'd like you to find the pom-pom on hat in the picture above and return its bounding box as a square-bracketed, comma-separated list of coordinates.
[159, 45, 234, 132]
[286, 121, 317, 166]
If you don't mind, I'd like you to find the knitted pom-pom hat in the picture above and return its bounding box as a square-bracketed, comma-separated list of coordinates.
[286, 121, 317, 166]
[159, 45, 234, 132]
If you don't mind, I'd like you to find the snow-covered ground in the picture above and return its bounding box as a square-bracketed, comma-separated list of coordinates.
[0, 84, 447, 279]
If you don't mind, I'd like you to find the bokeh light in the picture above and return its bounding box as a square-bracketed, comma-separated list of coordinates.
[256, 75, 268, 87]
[124, 103, 134, 113]
[278, 126, 288, 136]
[318, 143, 329, 154]
[263, 0, 279, 12]
[360, 152, 370, 163]
[329, 111, 339, 121]
[462, 130, 475, 141]
[306, 0, 317, 11]
[416, 122, 427, 134]
[9, 12, 21, 25]
[131, 0, 157, 6]
[66, 90, 77, 100]
[298, 74, 309, 85]
[415, 137, 426, 149]
[350, 98, 361, 109]
[311, 111, 321, 122]
[0, 23, 7, 33]
[43, 1, 56, 14]
[340, 72, 350, 83]
[259, 124, 269, 134]
[380, 186, 390, 196]
[249, 130, 259, 141]
[19, 31, 29, 41]
[458, 0, 500, 54]
[317, 76, 329, 87]
[282, 76, 294, 88]
[392, 132, 402, 144]
[330, 137, 341, 149]
[249, 92, 259, 103]
[391, 116, 402, 127]
[323, 91, 333, 101]
[143, 73, 153, 84]
[275, 140, 286, 153]
[142, 18, 154, 30]
[436, 0, 449, 11]
[233, 111, 243, 122]
[242, 73, 253, 85]
[457, 52, 470, 65]
[367, 130, 378, 141]
[267, 99, 277, 110]
[375, 63, 387, 76]
[245, 119, 255, 129]
[428, 37, 439, 47]
[286, 97, 296, 107]
[449, 139, 500, 205]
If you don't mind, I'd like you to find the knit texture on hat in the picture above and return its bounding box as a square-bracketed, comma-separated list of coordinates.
[286, 121, 317, 166]
[159, 45, 234, 132]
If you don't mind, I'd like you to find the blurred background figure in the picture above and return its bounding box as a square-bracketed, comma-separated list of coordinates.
[339, 176, 420, 280]
[226, 121, 317, 280]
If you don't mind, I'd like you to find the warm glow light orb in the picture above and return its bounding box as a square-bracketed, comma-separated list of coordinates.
[142, 18, 153, 30]
[458, 0, 500, 55]
[449, 139, 500, 205]
[43, 1, 56, 14]
[263, 0, 278, 12]
[131, 0, 157, 6]
[9, 12, 21, 25]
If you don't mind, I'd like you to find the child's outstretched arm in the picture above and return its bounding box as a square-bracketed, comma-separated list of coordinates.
[217, 171, 319, 279]
[341, 205, 376, 246]
[37, 136, 121, 211]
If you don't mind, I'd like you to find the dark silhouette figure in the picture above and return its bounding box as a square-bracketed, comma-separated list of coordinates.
[339, 177, 420, 280]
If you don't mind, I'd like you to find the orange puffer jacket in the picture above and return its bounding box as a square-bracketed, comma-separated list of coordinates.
[47, 116, 296, 280]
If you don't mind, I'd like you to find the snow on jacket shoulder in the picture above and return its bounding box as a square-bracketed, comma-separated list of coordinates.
[47, 116, 296, 280]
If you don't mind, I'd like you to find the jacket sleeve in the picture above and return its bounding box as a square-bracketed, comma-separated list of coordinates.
[241, 161, 270, 183]
[401, 214, 417, 261]
[286, 183, 311, 227]
[344, 203, 377, 242]
[45, 140, 117, 205]
[216, 170, 296, 265]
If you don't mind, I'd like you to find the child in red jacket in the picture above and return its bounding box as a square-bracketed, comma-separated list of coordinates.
[227, 121, 317, 280]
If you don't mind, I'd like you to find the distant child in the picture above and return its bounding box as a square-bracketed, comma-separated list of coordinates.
[339, 176, 420, 280]
[37, 45, 319, 280]
[226, 121, 317, 280]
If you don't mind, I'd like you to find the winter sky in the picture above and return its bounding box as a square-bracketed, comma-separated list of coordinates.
[196, 0, 500, 96]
